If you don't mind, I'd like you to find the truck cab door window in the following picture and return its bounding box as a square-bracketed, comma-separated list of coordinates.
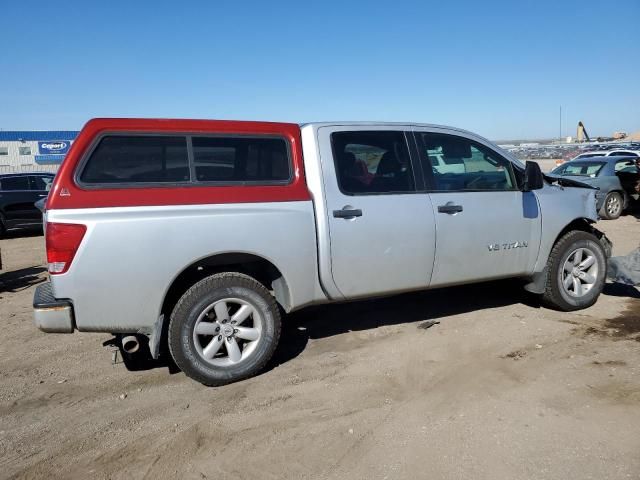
[419, 133, 515, 191]
[331, 131, 415, 194]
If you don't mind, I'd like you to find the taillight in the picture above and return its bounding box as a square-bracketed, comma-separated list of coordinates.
[46, 222, 87, 274]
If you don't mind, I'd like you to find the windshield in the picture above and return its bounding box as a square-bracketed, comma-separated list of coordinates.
[552, 162, 605, 177]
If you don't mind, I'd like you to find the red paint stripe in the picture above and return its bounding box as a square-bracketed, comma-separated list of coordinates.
[48, 118, 311, 209]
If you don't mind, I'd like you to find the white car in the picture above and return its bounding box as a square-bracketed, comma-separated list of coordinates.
[556, 149, 640, 166]
[428, 152, 465, 174]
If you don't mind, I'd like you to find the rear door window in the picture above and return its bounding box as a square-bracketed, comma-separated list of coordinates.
[562, 163, 604, 176]
[0, 176, 30, 191]
[80, 135, 190, 184]
[330, 131, 415, 194]
[192, 136, 290, 183]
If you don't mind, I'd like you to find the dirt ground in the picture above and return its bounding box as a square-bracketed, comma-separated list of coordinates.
[1, 215, 639, 480]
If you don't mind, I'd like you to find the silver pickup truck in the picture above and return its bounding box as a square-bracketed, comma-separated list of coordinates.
[34, 118, 610, 386]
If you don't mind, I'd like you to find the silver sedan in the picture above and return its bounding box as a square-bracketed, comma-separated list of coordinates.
[549, 156, 639, 220]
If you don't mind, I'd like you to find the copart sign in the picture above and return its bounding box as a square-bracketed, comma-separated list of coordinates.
[38, 141, 70, 155]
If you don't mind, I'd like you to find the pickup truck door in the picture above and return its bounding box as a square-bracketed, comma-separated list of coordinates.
[413, 129, 542, 286]
[316, 127, 436, 299]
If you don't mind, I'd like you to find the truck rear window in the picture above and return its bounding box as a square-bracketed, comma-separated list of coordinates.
[78, 134, 291, 186]
[192, 136, 290, 182]
[80, 136, 189, 184]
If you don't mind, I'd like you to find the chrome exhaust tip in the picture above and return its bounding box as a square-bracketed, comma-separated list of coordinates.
[121, 335, 140, 354]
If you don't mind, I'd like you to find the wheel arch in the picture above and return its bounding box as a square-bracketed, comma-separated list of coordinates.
[141, 252, 290, 361]
[160, 252, 292, 322]
[553, 217, 596, 244]
[524, 217, 610, 294]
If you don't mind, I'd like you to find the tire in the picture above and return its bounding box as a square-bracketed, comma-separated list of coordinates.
[541, 230, 606, 311]
[600, 191, 623, 220]
[168, 272, 281, 386]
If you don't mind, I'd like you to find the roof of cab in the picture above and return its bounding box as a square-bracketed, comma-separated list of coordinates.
[299, 121, 496, 149]
[300, 121, 473, 133]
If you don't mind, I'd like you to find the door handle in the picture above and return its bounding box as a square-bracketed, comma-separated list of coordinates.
[333, 207, 363, 219]
[437, 203, 463, 214]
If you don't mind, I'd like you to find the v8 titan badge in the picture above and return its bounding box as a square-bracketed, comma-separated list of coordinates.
[488, 241, 528, 252]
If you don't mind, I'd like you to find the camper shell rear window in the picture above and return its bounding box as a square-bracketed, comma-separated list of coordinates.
[77, 133, 292, 187]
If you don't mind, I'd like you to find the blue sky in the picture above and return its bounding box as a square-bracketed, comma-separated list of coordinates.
[1, 0, 638, 139]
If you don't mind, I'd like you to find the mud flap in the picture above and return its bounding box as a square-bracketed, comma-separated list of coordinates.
[148, 314, 164, 360]
[523, 267, 548, 295]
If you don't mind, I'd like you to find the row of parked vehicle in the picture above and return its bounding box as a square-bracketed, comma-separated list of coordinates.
[557, 143, 640, 164]
[509, 142, 640, 163]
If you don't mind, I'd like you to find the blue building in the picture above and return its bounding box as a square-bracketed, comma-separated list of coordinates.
[0, 131, 79, 173]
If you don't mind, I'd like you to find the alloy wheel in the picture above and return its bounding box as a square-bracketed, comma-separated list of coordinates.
[606, 195, 621, 217]
[560, 247, 599, 298]
[192, 298, 263, 367]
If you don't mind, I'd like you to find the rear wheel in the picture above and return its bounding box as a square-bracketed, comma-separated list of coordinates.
[541, 230, 606, 311]
[168, 272, 281, 386]
[600, 192, 623, 220]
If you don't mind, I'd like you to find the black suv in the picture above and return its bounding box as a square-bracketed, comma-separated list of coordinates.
[0, 173, 54, 236]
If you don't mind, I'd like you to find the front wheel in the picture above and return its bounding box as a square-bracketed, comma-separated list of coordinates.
[541, 230, 606, 311]
[168, 272, 281, 386]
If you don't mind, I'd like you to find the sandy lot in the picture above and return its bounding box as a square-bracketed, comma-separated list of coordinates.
[1, 215, 639, 480]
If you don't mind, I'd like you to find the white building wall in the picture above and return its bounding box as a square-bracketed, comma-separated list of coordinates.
[0, 140, 72, 174]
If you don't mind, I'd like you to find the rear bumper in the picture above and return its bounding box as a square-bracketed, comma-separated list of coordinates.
[33, 282, 75, 333]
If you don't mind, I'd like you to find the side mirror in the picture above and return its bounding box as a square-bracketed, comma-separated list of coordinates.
[523, 161, 544, 191]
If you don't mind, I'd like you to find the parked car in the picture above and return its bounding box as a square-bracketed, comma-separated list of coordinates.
[428, 152, 465, 174]
[0, 173, 54, 236]
[556, 149, 640, 167]
[34, 118, 611, 386]
[549, 156, 640, 219]
[606, 149, 640, 158]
